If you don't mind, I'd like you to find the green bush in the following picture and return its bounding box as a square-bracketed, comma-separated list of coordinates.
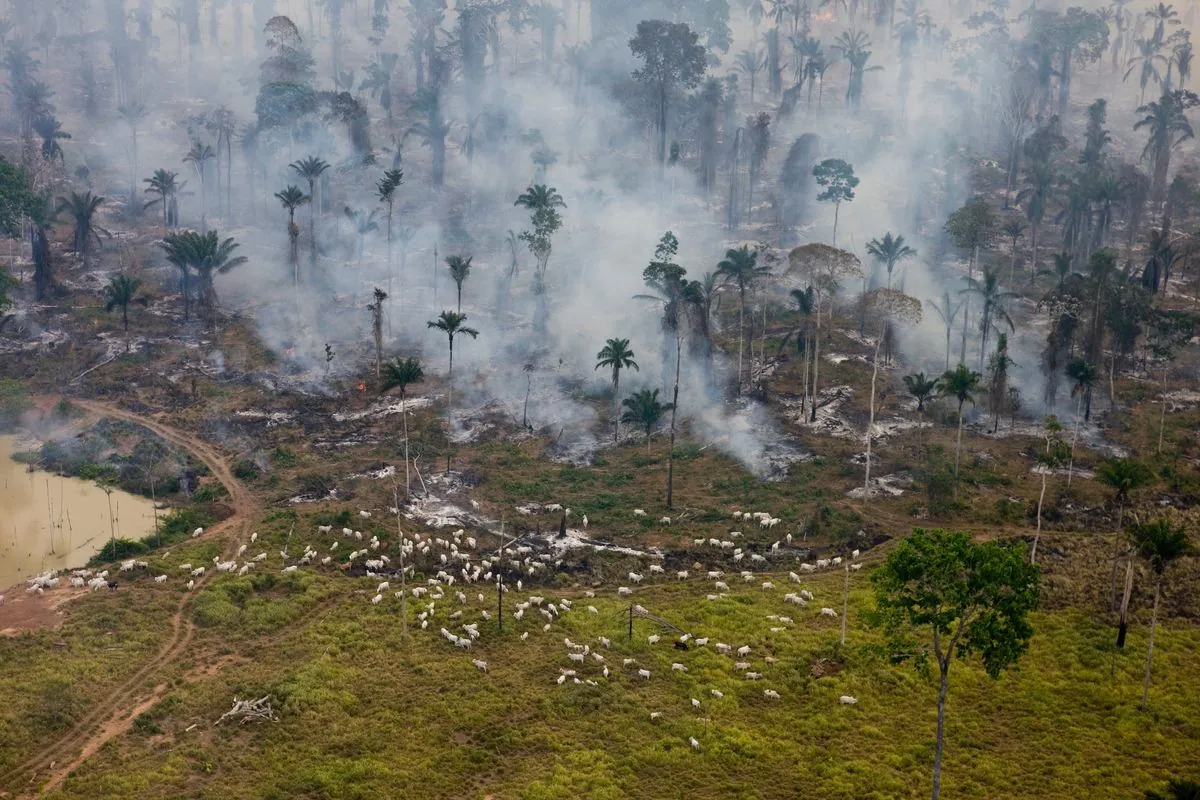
[154, 508, 214, 548]
[272, 446, 298, 467]
[90, 538, 149, 564]
[233, 459, 261, 480]
[192, 483, 228, 503]
[0, 378, 30, 432]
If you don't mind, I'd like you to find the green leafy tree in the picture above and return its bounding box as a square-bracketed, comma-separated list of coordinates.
[102, 274, 148, 349]
[445, 255, 472, 311]
[1129, 519, 1192, 710]
[514, 184, 566, 283]
[33, 115, 70, 163]
[620, 387, 674, 450]
[382, 356, 424, 497]
[938, 364, 982, 488]
[56, 191, 109, 270]
[595, 337, 639, 443]
[629, 20, 708, 170]
[812, 158, 858, 244]
[872, 529, 1040, 800]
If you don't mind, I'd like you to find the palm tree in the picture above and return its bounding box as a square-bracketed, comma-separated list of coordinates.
[118, 103, 147, 201]
[33, 115, 69, 163]
[381, 356, 424, 497]
[938, 364, 982, 488]
[1125, 38, 1167, 103]
[190, 230, 248, 327]
[427, 310, 479, 472]
[102, 274, 148, 350]
[182, 140, 215, 226]
[514, 184, 566, 278]
[1129, 519, 1191, 710]
[961, 266, 1017, 372]
[143, 169, 181, 231]
[368, 287, 388, 377]
[274, 186, 310, 286]
[1016, 163, 1056, 281]
[735, 47, 767, 106]
[1096, 458, 1155, 530]
[904, 372, 938, 412]
[56, 191, 109, 270]
[445, 255, 472, 311]
[345, 207, 380, 267]
[1144, 2, 1180, 42]
[620, 388, 674, 451]
[865, 232, 916, 290]
[716, 245, 767, 391]
[926, 291, 962, 371]
[290, 156, 330, 268]
[377, 168, 403, 316]
[408, 85, 451, 187]
[1066, 356, 1098, 421]
[595, 337, 639, 443]
[159, 230, 198, 320]
[1135, 90, 1196, 205]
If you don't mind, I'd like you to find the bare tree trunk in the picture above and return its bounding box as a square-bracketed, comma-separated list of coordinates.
[839, 563, 849, 646]
[666, 329, 682, 509]
[1032, 468, 1047, 563]
[1116, 558, 1134, 649]
[1157, 365, 1169, 454]
[809, 297, 822, 422]
[864, 332, 883, 494]
[1140, 579, 1161, 710]
[932, 665, 950, 800]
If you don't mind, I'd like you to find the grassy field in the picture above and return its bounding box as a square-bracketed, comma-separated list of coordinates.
[0, 507, 1192, 800]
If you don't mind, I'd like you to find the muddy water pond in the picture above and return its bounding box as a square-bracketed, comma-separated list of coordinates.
[0, 436, 158, 591]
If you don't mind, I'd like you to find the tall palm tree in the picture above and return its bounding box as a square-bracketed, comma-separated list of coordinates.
[904, 372, 939, 412]
[102, 274, 148, 350]
[716, 245, 767, 391]
[595, 337, 639, 443]
[159, 230, 198, 320]
[1016, 163, 1056, 281]
[118, 103, 147, 201]
[1125, 38, 1168, 104]
[381, 356, 425, 497]
[143, 169, 181, 231]
[961, 266, 1017, 372]
[427, 310, 480, 472]
[368, 287, 388, 377]
[445, 255, 472, 311]
[182, 140, 215, 225]
[345, 206, 379, 267]
[926, 291, 962, 371]
[33, 115, 69, 163]
[1144, 2, 1179, 42]
[620, 388, 674, 451]
[938, 364, 982, 488]
[1129, 519, 1191, 710]
[1135, 90, 1196, 205]
[1096, 457, 1155, 530]
[274, 185, 310, 286]
[1066, 356, 1098, 421]
[377, 168, 403, 315]
[735, 47, 768, 106]
[290, 156, 330, 268]
[408, 85, 451, 187]
[56, 191, 109, 270]
[865, 232, 916, 290]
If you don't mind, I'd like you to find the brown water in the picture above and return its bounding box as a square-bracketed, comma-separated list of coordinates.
[0, 436, 158, 591]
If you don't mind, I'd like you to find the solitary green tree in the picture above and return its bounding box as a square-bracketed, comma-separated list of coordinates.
[56, 191, 109, 270]
[716, 245, 767, 391]
[628, 20, 708, 170]
[143, 168, 181, 231]
[427, 310, 479, 471]
[595, 337, 639, 443]
[866, 232, 916, 290]
[382, 356, 424, 498]
[872, 528, 1040, 800]
[274, 185, 309, 286]
[1129, 519, 1191, 710]
[904, 372, 939, 412]
[621, 388, 674, 451]
[291, 156, 331, 268]
[812, 158, 858, 245]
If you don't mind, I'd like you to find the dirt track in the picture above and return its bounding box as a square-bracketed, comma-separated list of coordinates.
[0, 399, 258, 798]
